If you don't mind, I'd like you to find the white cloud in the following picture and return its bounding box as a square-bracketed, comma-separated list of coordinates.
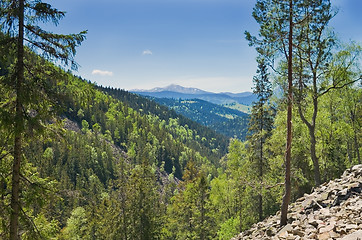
[92, 69, 113, 77]
[142, 49, 153, 55]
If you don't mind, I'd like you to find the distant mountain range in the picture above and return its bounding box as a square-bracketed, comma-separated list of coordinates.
[131, 84, 257, 106]
[132, 84, 209, 95]
[131, 84, 254, 140]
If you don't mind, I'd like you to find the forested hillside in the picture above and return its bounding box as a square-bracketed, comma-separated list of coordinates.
[1, 53, 359, 239]
[98, 85, 230, 148]
[0, 59, 230, 238]
[1, 0, 361, 239]
[145, 97, 250, 140]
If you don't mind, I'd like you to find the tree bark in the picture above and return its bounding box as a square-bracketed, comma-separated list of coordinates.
[296, 49, 322, 186]
[10, 0, 24, 239]
[259, 126, 263, 222]
[280, 0, 293, 227]
[309, 125, 321, 186]
[310, 69, 322, 186]
[354, 132, 361, 164]
[258, 192, 263, 222]
[297, 98, 322, 186]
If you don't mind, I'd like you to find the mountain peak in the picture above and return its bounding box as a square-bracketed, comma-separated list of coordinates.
[163, 84, 210, 94]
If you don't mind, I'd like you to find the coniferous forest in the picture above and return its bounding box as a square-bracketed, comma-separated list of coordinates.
[0, 0, 361, 239]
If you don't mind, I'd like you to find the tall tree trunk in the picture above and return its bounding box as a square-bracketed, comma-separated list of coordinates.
[354, 132, 361, 164]
[10, 0, 24, 239]
[258, 130, 263, 221]
[297, 107, 321, 186]
[347, 141, 353, 165]
[309, 124, 321, 186]
[238, 187, 243, 232]
[296, 61, 322, 186]
[280, 0, 293, 227]
[310, 71, 321, 186]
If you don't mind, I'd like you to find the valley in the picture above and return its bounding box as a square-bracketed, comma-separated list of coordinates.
[132, 84, 253, 140]
[1, 0, 361, 239]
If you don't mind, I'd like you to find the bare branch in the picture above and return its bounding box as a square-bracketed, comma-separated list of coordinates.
[20, 207, 43, 239]
[319, 76, 362, 97]
[19, 173, 54, 193]
[265, 182, 284, 190]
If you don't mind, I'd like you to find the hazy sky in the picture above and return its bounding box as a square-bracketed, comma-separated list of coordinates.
[50, 0, 362, 93]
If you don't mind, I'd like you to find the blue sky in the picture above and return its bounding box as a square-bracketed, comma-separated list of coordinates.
[50, 0, 362, 93]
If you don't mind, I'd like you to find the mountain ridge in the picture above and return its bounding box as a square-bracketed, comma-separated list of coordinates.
[131, 84, 210, 95]
[131, 84, 254, 97]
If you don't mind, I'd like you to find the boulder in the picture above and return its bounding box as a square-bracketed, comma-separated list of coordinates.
[232, 165, 362, 240]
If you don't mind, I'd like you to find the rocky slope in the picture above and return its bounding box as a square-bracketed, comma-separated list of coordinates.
[232, 165, 362, 240]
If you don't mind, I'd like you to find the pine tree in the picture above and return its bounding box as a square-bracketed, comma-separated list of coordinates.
[0, 1, 86, 238]
[246, 0, 362, 226]
[246, 0, 295, 226]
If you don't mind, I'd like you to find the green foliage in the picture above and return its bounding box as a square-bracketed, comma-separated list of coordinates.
[1, 1, 86, 238]
[164, 162, 216, 239]
[0, 1, 361, 238]
[207, 136, 285, 238]
[152, 97, 250, 139]
[247, 58, 275, 221]
[217, 217, 240, 240]
[0, 153, 60, 239]
[100, 86, 230, 160]
[0, 51, 233, 238]
[60, 207, 88, 240]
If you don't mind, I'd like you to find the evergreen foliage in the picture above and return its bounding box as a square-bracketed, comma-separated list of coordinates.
[149, 97, 250, 140]
[0, 0, 86, 238]
[0, 0, 361, 239]
[247, 58, 275, 221]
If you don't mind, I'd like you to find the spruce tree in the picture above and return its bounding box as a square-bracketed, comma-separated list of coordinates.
[247, 58, 274, 221]
[0, 1, 86, 238]
[127, 158, 163, 240]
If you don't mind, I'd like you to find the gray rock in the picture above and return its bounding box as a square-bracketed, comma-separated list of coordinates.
[339, 230, 362, 240]
[232, 165, 362, 240]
